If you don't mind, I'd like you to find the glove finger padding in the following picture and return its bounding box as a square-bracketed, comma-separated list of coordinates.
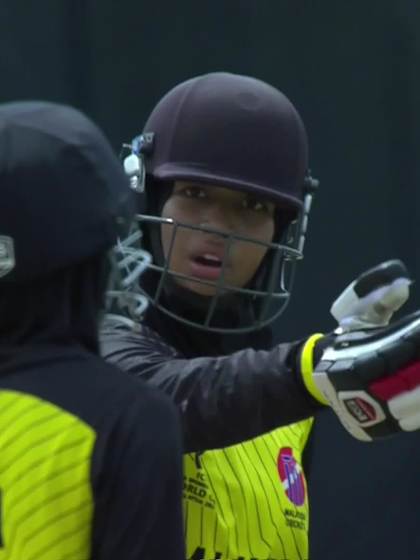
[313, 310, 420, 441]
[331, 259, 411, 331]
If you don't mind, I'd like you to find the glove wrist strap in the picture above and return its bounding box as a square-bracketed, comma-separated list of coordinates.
[300, 333, 328, 405]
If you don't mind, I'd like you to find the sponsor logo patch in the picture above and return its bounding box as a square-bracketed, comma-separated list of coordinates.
[277, 447, 306, 506]
[344, 396, 377, 423]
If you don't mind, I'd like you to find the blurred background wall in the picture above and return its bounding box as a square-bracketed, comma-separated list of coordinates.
[1, 1, 419, 557]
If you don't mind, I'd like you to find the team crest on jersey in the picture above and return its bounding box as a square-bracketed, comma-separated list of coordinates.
[0, 236, 15, 278]
[277, 447, 306, 506]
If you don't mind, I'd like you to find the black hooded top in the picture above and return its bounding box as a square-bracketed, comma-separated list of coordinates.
[0, 101, 184, 560]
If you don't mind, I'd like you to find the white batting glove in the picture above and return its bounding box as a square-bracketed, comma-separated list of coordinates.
[300, 260, 420, 442]
[313, 310, 420, 441]
[331, 260, 411, 332]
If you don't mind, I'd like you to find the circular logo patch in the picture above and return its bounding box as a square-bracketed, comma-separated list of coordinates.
[277, 447, 306, 506]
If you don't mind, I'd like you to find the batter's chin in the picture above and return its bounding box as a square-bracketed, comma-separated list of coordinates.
[176, 277, 219, 297]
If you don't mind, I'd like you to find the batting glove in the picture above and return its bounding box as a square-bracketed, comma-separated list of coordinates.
[299, 260, 419, 441]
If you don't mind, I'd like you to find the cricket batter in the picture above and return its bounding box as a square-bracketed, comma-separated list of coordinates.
[101, 72, 420, 560]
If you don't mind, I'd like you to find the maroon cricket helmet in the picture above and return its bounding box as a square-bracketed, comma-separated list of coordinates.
[120, 73, 318, 333]
[141, 72, 309, 212]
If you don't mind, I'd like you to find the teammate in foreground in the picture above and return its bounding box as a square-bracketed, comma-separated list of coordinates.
[0, 101, 185, 560]
[101, 72, 420, 560]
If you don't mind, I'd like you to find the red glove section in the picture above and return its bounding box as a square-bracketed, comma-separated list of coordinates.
[370, 361, 420, 401]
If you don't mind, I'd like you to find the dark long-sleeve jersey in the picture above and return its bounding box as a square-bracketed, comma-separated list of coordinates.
[100, 317, 322, 560]
[100, 319, 319, 453]
[0, 343, 185, 560]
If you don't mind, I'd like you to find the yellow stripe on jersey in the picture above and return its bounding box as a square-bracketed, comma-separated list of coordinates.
[183, 418, 313, 560]
[0, 390, 96, 560]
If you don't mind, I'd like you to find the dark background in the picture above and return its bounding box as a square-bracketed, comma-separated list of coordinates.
[1, 1, 419, 557]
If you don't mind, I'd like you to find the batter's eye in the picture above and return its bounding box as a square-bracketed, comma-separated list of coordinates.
[242, 196, 270, 213]
[181, 186, 207, 199]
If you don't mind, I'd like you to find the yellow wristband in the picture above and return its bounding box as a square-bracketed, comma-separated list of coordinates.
[300, 333, 329, 405]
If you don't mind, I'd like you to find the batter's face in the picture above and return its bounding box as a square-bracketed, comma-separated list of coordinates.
[160, 181, 275, 296]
